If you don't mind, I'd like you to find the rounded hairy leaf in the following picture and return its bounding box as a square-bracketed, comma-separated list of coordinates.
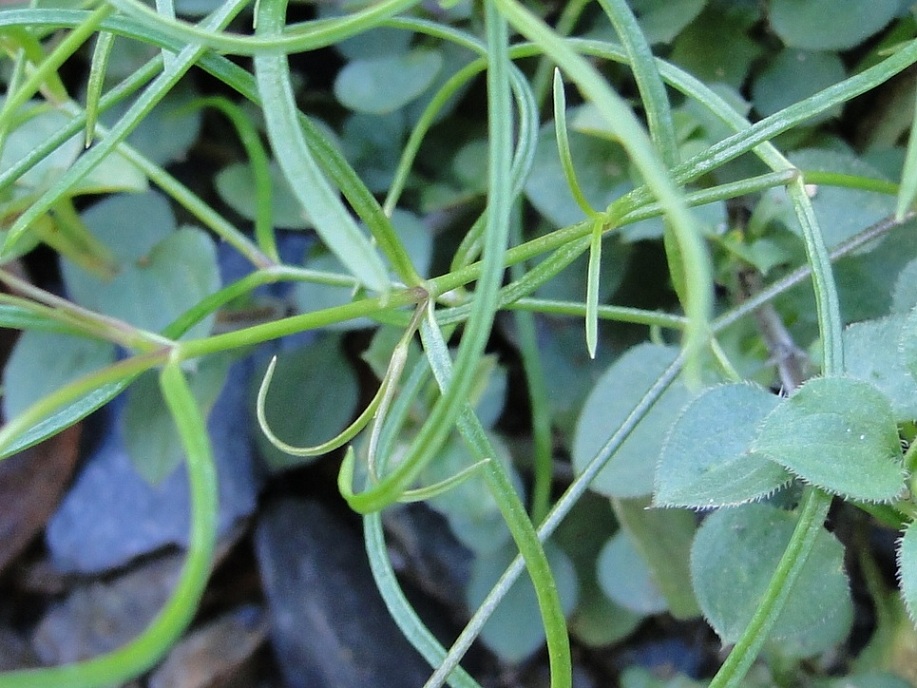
[691, 503, 852, 656]
[252, 336, 358, 471]
[844, 315, 917, 423]
[334, 49, 443, 115]
[896, 521, 917, 626]
[900, 305, 917, 386]
[769, 0, 898, 51]
[572, 344, 693, 498]
[597, 530, 667, 616]
[466, 541, 577, 663]
[656, 383, 790, 509]
[751, 377, 905, 502]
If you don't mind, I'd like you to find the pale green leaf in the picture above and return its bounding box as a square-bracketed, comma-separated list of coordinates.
[897, 521, 917, 627]
[334, 49, 443, 115]
[752, 377, 905, 502]
[615, 498, 700, 618]
[572, 343, 694, 498]
[751, 49, 845, 122]
[215, 160, 310, 229]
[844, 315, 917, 423]
[596, 530, 667, 615]
[122, 355, 229, 484]
[656, 382, 790, 509]
[62, 212, 220, 339]
[691, 503, 852, 657]
[629, 0, 706, 45]
[2, 330, 115, 420]
[769, 0, 898, 51]
[466, 541, 578, 663]
[900, 305, 917, 386]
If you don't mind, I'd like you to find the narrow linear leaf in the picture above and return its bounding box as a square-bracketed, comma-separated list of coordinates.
[898, 86, 917, 220]
[552, 68, 596, 218]
[656, 382, 790, 509]
[585, 218, 602, 359]
[752, 377, 904, 502]
[85, 31, 115, 147]
[253, 0, 389, 292]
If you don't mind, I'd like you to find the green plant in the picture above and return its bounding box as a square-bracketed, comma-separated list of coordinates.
[2, 0, 917, 686]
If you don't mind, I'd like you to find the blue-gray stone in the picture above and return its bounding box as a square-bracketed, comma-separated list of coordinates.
[46, 358, 260, 573]
[255, 499, 433, 688]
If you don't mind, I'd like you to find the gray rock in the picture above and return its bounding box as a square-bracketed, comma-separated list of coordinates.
[46, 359, 260, 573]
[255, 499, 432, 688]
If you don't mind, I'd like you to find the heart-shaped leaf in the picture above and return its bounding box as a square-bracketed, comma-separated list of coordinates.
[751, 377, 904, 502]
[897, 521, 917, 624]
[656, 382, 790, 509]
[691, 503, 852, 657]
[769, 0, 898, 51]
[572, 343, 693, 498]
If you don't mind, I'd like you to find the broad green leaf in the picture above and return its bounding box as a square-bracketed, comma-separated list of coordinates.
[901, 305, 917, 386]
[751, 49, 845, 122]
[342, 111, 405, 194]
[0, 108, 80, 191]
[252, 336, 358, 471]
[844, 315, 917, 422]
[752, 377, 904, 502]
[769, 0, 898, 51]
[670, 8, 762, 88]
[656, 383, 790, 509]
[2, 330, 115, 420]
[70, 191, 174, 263]
[596, 530, 667, 615]
[466, 541, 578, 663]
[891, 258, 917, 314]
[99, 80, 201, 166]
[122, 354, 229, 484]
[215, 160, 310, 229]
[572, 343, 693, 498]
[628, 0, 706, 45]
[63, 217, 220, 339]
[333, 49, 443, 115]
[691, 503, 852, 657]
[615, 498, 700, 619]
[0, 108, 145, 198]
[897, 521, 917, 629]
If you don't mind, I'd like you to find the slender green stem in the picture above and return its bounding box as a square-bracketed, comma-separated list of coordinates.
[419, 310, 570, 688]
